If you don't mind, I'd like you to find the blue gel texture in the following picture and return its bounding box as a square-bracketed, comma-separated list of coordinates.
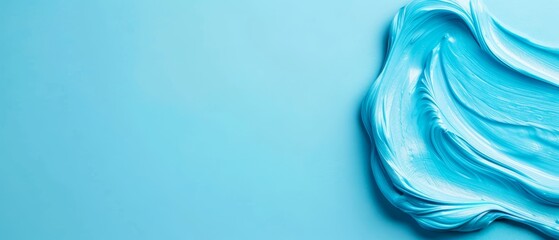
[361, 0, 559, 237]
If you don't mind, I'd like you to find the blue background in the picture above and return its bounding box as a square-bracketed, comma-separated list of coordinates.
[1, 0, 558, 239]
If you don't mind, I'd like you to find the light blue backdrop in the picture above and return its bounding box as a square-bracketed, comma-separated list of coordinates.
[1, 0, 557, 239]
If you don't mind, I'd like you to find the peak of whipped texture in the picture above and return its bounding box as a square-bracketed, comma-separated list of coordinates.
[361, 0, 559, 237]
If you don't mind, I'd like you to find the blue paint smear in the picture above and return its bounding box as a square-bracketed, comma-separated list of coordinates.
[361, 0, 559, 237]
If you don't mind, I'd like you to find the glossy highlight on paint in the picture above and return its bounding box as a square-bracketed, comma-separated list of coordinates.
[361, 0, 559, 237]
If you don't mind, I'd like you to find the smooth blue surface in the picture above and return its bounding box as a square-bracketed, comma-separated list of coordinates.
[0, 0, 557, 239]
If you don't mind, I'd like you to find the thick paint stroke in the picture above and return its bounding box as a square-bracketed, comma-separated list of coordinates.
[361, 0, 559, 237]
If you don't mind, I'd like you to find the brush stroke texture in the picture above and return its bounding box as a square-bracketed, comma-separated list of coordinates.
[361, 0, 559, 237]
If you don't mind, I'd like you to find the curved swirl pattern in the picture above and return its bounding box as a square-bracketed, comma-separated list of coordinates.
[361, 0, 559, 237]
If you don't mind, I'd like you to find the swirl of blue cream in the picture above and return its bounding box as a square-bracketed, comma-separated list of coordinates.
[361, 0, 559, 237]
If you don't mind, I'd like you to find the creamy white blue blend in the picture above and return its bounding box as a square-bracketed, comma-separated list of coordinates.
[361, 0, 559, 237]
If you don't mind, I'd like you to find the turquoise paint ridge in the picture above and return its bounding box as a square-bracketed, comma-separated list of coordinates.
[361, 0, 559, 237]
